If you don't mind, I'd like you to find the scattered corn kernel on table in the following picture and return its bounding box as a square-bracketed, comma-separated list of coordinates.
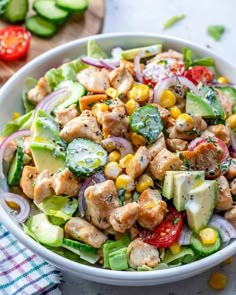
[60, 0, 236, 294]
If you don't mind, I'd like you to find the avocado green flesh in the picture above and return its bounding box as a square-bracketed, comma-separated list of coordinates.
[162, 247, 195, 265]
[27, 213, 64, 247]
[32, 109, 66, 148]
[30, 142, 65, 174]
[185, 180, 217, 233]
[121, 44, 162, 60]
[173, 171, 205, 211]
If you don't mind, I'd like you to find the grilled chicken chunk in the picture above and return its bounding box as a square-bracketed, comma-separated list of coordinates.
[84, 180, 119, 230]
[126, 146, 150, 179]
[109, 202, 141, 233]
[34, 170, 53, 204]
[77, 68, 110, 93]
[138, 189, 168, 230]
[148, 133, 166, 160]
[65, 217, 107, 248]
[150, 148, 183, 180]
[215, 176, 233, 211]
[27, 77, 51, 105]
[60, 110, 102, 143]
[109, 66, 134, 96]
[51, 168, 80, 197]
[127, 238, 160, 269]
[224, 206, 236, 228]
[55, 104, 79, 127]
[19, 166, 38, 199]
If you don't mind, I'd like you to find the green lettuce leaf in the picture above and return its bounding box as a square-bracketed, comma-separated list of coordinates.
[35, 195, 78, 221]
[87, 39, 109, 59]
[0, 111, 34, 137]
[207, 25, 225, 41]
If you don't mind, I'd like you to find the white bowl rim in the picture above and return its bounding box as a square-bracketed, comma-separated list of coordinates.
[1, 32, 236, 284]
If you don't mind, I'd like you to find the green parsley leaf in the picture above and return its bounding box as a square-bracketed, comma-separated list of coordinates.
[207, 25, 225, 41]
[163, 14, 186, 29]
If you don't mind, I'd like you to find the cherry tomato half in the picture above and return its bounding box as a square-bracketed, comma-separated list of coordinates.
[0, 26, 31, 62]
[140, 207, 183, 248]
[185, 66, 214, 85]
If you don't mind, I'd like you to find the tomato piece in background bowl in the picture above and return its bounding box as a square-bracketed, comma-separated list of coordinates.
[140, 207, 183, 248]
[0, 26, 31, 62]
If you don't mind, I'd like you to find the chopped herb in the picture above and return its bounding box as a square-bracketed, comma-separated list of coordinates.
[132, 191, 140, 202]
[207, 25, 225, 41]
[173, 217, 180, 224]
[107, 194, 113, 203]
[163, 14, 186, 30]
[105, 99, 112, 106]
[118, 188, 126, 205]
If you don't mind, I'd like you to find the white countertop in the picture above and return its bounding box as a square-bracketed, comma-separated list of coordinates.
[61, 0, 236, 294]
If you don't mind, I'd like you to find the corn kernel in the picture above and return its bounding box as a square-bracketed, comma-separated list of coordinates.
[91, 102, 109, 114]
[217, 76, 230, 84]
[108, 150, 121, 162]
[12, 112, 21, 120]
[159, 90, 176, 108]
[136, 174, 154, 193]
[119, 154, 134, 169]
[125, 191, 133, 200]
[176, 113, 194, 132]
[116, 174, 135, 192]
[131, 132, 146, 147]
[106, 87, 118, 99]
[169, 242, 181, 255]
[170, 106, 181, 119]
[226, 114, 236, 129]
[208, 272, 227, 290]
[104, 161, 122, 180]
[224, 256, 233, 264]
[127, 84, 150, 102]
[199, 228, 217, 245]
[125, 99, 139, 115]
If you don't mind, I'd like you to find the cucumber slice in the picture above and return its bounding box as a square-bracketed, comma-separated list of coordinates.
[33, 0, 69, 23]
[190, 230, 222, 258]
[56, 0, 88, 12]
[7, 146, 24, 186]
[26, 15, 57, 38]
[129, 104, 163, 144]
[3, 0, 28, 23]
[63, 238, 99, 264]
[66, 138, 107, 177]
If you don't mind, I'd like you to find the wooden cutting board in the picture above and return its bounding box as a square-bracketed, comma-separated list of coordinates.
[0, 0, 105, 86]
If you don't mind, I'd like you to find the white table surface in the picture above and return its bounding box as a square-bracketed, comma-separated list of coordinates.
[61, 0, 236, 293]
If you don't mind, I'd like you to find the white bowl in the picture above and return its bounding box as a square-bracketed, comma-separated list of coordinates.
[0, 33, 236, 286]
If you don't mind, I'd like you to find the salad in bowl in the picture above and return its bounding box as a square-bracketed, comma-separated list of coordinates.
[1, 35, 236, 275]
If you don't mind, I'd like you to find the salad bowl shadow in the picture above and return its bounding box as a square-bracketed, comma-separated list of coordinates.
[0, 33, 236, 286]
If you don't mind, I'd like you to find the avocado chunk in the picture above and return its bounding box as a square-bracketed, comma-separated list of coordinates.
[185, 180, 217, 233]
[186, 86, 225, 120]
[26, 213, 64, 247]
[32, 109, 66, 149]
[121, 44, 162, 60]
[55, 80, 86, 111]
[173, 171, 205, 211]
[30, 142, 65, 174]
[162, 171, 183, 199]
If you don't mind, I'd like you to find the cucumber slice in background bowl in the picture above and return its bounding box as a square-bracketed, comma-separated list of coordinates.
[56, 0, 88, 12]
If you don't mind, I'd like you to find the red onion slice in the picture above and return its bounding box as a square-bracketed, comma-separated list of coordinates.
[99, 59, 116, 70]
[0, 129, 32, 179]
[209, 214, 236, 243]
[178, 225, 192, 245]
[102, 137, 133, 159]
[35, 86, 69, 114]
[3, 192, 31, 223]
[134, 55, 143, 83]
[152, 75, 201, 104]
[230, 130, 236, 153]
[81, 57, 119, 70]
[78, 171, 106, 217]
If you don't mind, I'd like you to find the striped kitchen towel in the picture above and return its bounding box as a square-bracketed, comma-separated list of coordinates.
[0, 223, 62, 295]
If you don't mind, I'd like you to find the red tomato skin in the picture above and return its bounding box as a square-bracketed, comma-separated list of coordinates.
[0, 26, 31, 62]
[185, 66, 214, 85]
[140, 207, 183, 248]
